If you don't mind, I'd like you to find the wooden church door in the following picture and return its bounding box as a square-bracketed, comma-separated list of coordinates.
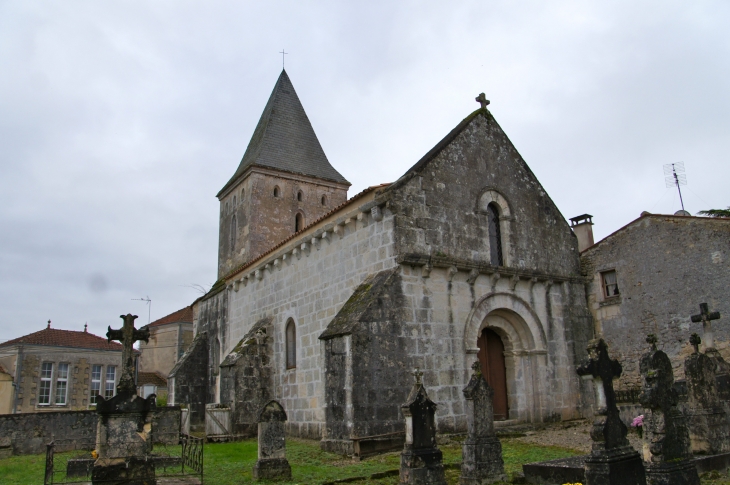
[477, 328, 509, 420]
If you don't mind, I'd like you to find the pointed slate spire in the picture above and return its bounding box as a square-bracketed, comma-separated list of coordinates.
[218, 70, 349, 196]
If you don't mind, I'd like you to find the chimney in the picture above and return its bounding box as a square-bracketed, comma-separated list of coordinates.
[569, 214, 595, 252]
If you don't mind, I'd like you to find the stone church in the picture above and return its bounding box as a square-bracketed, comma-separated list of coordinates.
[169, 69, 596, 451]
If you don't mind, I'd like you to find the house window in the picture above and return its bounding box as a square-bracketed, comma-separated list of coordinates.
[602, 270, 620, 298]
[295, 213, 304, 233]
[38, 363, 53, 405]
[487, 203, 503, 266]
[297, 190, 303, 202]
[273, 186, 280, 198]
[105, 366, 116, 399]
[90, 365, 102, 404]
[55, 363, 69, 405]
[286, 319, 296, 369]
[230, 215, 237, 251]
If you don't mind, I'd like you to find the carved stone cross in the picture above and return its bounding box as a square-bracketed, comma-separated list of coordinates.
[475, 93, 490, 109]
[691, 303, 721, 350]
[412, 367, 424, 385]
[107, 314, 150, 395]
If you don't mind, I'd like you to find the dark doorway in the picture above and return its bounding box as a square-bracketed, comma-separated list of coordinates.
[477, 328, 509, 420]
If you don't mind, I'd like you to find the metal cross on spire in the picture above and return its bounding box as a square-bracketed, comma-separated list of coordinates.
[280, 49, 288, 68]
[691, 302, 721, 350]
[106, 314, 150, 395]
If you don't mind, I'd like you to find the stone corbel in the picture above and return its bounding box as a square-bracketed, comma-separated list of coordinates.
[509, 275, 520, 291]
[371, 205, 383, 222]
[527, 277, 538, 293]
[226, 284, 233, 292]
[321, 231, 330, 243]
[233, 279, 240, 291]
[242, 275, 249, 287]
[333, 224, 344, 239]
[301, 241, 310, 255]
[274, 258, 281, 271]
[312, 237, 321, 250]
[422, 263, 432, 279]
[255, 269, 263, 280]
[293, 247, 301, 260]
[490, 272, 501, 288]
[447, 266, 458, 282]
[467, 268, 480, 285]
[357, 211, 368, 227]
[545, 279, 554, 296]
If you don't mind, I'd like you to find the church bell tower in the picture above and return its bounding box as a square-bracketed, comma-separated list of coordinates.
[216, 70, 350, 278]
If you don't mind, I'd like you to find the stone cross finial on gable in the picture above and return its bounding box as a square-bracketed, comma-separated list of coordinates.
[475, 93, 490, 109]
[471, 361, 482, 378]
[647, 334, 658, 351]
[412, 367, 424, 385]
[691, 302, 721, 350]
[690, 333, 701, 354]
[107, 314, 150, 395]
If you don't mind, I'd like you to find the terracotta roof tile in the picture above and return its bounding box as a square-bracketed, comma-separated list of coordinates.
[0, 326, 124, 351]
[137, 372, 167, 387]
[148, 306, 193, 328]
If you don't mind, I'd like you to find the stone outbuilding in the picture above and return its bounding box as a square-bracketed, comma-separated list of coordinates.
[0, 321, 127, 413]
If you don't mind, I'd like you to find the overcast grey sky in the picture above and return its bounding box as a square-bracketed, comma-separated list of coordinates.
[1, 1, 728, 342]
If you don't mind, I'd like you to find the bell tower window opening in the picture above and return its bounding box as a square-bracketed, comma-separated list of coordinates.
[295, 212, 304, 233]
[286, 319, 296, 369]
[321, 195, 327, 206]
[487, 203, 503, 266]
[232, 195, 237, 207]
[297, 190, 303, 202]
[230, 215, 237, 251]
[273, 186, 280, 198]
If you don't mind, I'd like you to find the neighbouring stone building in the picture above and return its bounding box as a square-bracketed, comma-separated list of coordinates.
[0, 322, 125, 413]
[0, 364, 12, 415]
[137, 305, 194, 399]
[580, 213, 730, 391]
[171, 69, 595, 452]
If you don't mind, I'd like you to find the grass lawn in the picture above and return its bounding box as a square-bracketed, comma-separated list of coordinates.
[1, 437, 727, 484]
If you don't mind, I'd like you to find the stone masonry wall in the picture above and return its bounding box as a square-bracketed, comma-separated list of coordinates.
[169, 332, 208, 428]
[218, 170, 348, 277]
[225, 205, 397, 439]
[582, 215, 730, 390]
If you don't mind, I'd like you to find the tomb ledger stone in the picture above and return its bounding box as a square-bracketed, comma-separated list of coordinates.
[399, 369, 446, 485]
[93, 314, 155, 485]
[252, 400, 292, 480]
[460, 362, 506, 485]
[683, 333, 730, 454]
[640, 334, 700, 485]
[576, 338, 646, 485]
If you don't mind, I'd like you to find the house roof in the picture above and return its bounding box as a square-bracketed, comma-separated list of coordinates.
[148, 306, 193, 328]
[0, 325, 124, 351]
[137, 372, 167, 387]
[217, 69, 350, 197]
[582, 212, 730, 254]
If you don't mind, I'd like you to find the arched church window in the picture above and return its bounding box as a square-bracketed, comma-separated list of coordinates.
[321, 195, 327, 206]
[241, 188, 245, 200]
[273, 186, 280, 198]
[285, 319, 296, 369]
[295, 212, 304, 233]
[487, 203, 503, 266]
[233, 195, 236, 207]
[297, 190, 303, 202]
[230, 215, 237, 251]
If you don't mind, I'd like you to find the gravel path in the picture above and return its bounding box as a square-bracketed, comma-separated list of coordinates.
[507, 419, 643, 454]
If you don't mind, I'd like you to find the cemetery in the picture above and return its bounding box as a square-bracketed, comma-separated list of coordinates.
[3, 305, 730, 484]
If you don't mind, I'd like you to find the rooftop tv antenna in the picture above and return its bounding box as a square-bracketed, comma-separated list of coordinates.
[664, 162, 688, 213]
[131, 296, 152, 325]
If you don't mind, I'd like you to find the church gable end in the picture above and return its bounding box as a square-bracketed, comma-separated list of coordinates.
[388, 108, 579, 277]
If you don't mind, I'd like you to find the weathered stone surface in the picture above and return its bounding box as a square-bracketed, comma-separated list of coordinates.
[683, 333, 730, 455]
[253, 400, 292, 480]
[575, 338, 645, 485]
[640, 335, 700, 485]
[91, 456, 156, 485]
[399, 370, 446, 485]
[168, 331, 209, 430]
[460, 362, 506, 484]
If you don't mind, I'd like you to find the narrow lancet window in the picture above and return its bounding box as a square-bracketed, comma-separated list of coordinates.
[230, 215, 237, 251]
[487, 203, 503, 266]
[295, 213, 303, 233]
[286, 319, 296, 369]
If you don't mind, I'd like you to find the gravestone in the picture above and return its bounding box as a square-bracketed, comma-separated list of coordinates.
[576, 338, 646, 485]
[399, 369, 446, 485]
[640, 334, 700, 485]
[684, 333, 730, 454]
[460, 361, 506, 485]
[252, 400, 292, 481]
[92, 314, 155, 485]
[690, 304, 730, 401]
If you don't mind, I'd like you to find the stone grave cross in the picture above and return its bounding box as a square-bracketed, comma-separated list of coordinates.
[691, 302, 721, 350]
[475, 93, 490, 109]
[106, 314, 150, 395]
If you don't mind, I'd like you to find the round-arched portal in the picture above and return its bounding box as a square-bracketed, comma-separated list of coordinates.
[464, 293, 548, 423]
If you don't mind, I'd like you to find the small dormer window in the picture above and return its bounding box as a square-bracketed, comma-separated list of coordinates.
[273, 186, 280, 198]
[297, 190, 303, 202]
